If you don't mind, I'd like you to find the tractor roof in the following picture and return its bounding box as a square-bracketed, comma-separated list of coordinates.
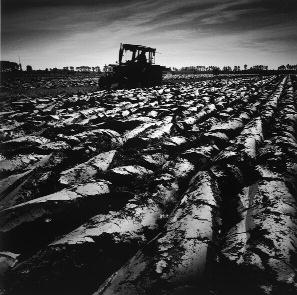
[121, 43, 156, 53]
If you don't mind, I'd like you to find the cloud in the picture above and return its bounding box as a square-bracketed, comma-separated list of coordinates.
[140, 0, 297, 36]
[225, 0, 297, 14]
[2, 0, 140, 14]
[2, 1, 152, 51]
[2, 0, 296, 68]
[140, 1, 220, 26]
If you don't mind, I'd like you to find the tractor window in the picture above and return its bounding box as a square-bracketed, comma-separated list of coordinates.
[122, 50, 134, 63]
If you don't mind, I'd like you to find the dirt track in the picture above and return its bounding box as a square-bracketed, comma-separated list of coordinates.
[0, 75, 297, 294]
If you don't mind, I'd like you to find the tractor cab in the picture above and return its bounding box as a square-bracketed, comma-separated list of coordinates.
[119, 43, 156, 65]
[100, 43, 166, 89]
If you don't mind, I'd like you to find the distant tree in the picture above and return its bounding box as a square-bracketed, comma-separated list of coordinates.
[212, 67, 220, 75]
[244, 64, 247, 70]
[26, 65, 33, 71]
[0, 61, 20, 72]
[93, 66, 101, 72]
[223, 66, 232, 72]
[103, 64, 109, 72]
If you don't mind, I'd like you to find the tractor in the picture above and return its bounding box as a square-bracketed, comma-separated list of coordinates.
[99, 43, 167, 89]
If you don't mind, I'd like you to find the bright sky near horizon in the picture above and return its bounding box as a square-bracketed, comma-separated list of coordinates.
[2, 0, 297, 70]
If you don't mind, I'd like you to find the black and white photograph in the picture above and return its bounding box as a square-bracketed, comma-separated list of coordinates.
[1, 0, 297, 294]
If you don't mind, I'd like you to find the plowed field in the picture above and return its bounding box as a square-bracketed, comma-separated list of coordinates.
[1, 75, 297, 295]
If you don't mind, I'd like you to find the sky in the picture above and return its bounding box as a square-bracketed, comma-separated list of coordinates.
[1, 0, 297, 69]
